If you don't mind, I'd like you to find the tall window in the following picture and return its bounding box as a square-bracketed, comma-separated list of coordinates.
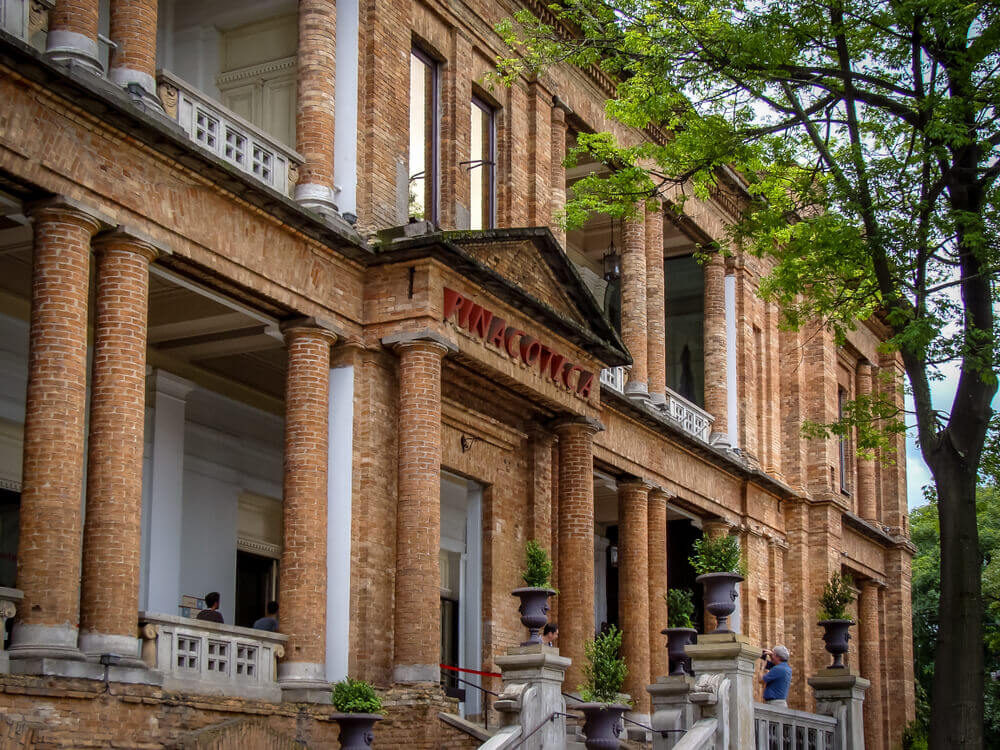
[409, 49, 439, 223]
[468, 98, 496, 230]
[838, 387, 849, 493]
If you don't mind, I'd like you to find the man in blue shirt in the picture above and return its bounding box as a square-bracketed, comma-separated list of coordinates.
[760, 645, 792, 707]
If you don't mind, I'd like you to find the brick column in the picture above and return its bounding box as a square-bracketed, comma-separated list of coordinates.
[278, 321, 337, 700]
[703, 252, 729, 442]
[622, 207, 649, 398]
[528, 427, 554, 545]
[107, 0, 160, 106]
[549, 102, 567, 247]
[295, 0, 338, 215]
[619, 479, 651, 716]
[645, 204, 666, 406]
[78, 230, 159, 666]
[390, 334, 452, 683]
[10, 198, 104, 667]
[856, 360, 877, 521]
[45, 0, 102, 74]
[554, 417, 601, 689]
[647, 488, 669, 680]
[860, 580, 885, 750]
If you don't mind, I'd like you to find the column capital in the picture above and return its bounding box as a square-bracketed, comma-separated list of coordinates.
[381, 329, 457, 355]
[281, 316, 342, 345]
[26, 195, 114, 231]
[93, 225, 171, 261]
[552, 95, 573, 115]
[617, 476, 654, 493]
[702, 518, 735, 538]
[649, 486, 674, 502]
[549, 415, 604, 436]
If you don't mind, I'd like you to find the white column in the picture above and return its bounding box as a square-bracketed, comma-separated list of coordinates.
[143, 370, 193, 615]
[724, 273, 739, 450]
[325, 365, 354, 681]
[333, 0, 360, 219]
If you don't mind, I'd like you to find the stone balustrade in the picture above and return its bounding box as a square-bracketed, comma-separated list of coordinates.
[138, 612, 288, 701]
[601, 366, 715, 442]
[0, 587, 23, 673]
[155, 71, 304, 198]
[754, 702, 837, 750]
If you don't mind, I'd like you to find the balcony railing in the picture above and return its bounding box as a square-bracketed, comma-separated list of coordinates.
[754, 703, 838, 750]
[139, 612, 287, 701]
[0, 0, 28, 41]
[0, 586, 23, 673]
[600, 366, 714, 442]
[155, 71, 303, 199]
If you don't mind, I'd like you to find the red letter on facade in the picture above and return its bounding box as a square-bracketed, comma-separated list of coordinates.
[488, 317, 507, 349]
[443, 288, 465, 322]
[520, 337, 542, 366]
[577, 371, 595, 398]
[505, 328, 527, 358]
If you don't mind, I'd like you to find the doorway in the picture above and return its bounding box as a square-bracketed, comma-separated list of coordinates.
[234, 550, 278, 628]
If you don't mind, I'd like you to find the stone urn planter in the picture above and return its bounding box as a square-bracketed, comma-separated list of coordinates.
[662, 627, 697, 675]
[578, 702, 629, 750]
[819, 619, 854, 668]
[331, 713, 382, 749]
[512, 587, 556, 646]
[696, 572, 743, 634]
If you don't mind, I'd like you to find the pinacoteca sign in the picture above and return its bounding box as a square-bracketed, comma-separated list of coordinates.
[443, 288, 595, 399]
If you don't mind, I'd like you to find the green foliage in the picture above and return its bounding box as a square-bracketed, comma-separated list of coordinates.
[579, 625, 630, 705]
[901, 720, 929, 750]
[910, 489, 1000, 745]
[331, 678, 383, 714]
[665, 588, 695, 629]
[522, 540, 554, 589]
[818, 573, 855, 621]
[689, 535, 746, 576]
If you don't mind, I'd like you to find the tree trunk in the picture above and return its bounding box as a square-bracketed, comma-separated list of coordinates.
[929, 453, 984, 749]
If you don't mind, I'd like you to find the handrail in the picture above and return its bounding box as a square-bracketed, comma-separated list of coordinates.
[561, 693, 683, 737]
[440, 665, 500, 732]
[672, 718, 718, 750]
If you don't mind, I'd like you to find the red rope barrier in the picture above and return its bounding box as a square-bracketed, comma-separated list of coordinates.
[439, 663, 501, 678]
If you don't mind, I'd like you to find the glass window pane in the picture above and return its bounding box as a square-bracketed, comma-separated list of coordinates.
[409, 51, 437, 221]
[470, 99, 495, 231]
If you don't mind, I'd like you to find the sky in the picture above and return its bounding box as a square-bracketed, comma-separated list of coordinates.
[904, 364, 1000, 511]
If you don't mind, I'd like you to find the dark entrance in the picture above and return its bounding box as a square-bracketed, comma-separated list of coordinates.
[235, 550, 277, 628]
[0, 488, 18, 589]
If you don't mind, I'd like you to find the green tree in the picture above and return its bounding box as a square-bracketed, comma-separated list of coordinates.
[911, 488, 1000, 748]
[498, 2, 999, 745]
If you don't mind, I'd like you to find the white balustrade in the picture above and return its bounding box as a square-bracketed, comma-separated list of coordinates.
[0, 587, 23, 673]
[156, 71, 304, 199]
[0, 0, 28, 41]
[754, 703, 838, 750]
[600, 366, 626, 392]
[665, 390, 714, 442]
[138, 612, 287, 701]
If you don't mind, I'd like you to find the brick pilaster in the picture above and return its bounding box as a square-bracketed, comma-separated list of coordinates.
[278, 322, 337, 699]
[554, 417, 601, 689]
[860, 580, 885, 750]
[45, 0, 102, 73]
[108, 0, 159, 99]
[622, 207, 648, 397]
[11, 199, 103, 664]
[527, 427, 554, 546]
[703, 251, 728, 440]
[645, 204, 666, 405]
[618, 479, 650, 714]
[647, 488, 669, 680]
[884, 547, 915, 747]
[856, 361, 877, 521]
[78, 230, 158, 665]
[393, 338, 450, 683]
[549, 103, 567, 247]
[295, 0, 338, 214]
[527, 83, 552, 228]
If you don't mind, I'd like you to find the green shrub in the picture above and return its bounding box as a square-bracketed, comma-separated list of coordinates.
[331, 678, 383, 714]
[522, 540, 554, 589]
[579, 625, 630, 705]
[818, 573, 855, 621]
[689, 535, 746, 575]
[665, 588, 695, 629]
[900, 720, 929, 750]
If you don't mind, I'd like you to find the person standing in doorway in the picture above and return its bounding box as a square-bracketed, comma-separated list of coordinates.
[253, 601, 279, 632]
[196, 591, 224, 623]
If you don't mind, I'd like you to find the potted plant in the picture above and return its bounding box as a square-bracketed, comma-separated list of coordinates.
[818, 572, 856, 668]
[512, 540, 557, 645]
[330, 677, 384, 749]
[578, 625, 630, 750]
[661, 588, 697, 675]
[689, 534, 746, 634]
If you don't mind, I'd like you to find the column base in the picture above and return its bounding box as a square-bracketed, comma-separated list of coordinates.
[79, 632, 147, 670]
[295, 183, 340, 216]
[109, 67, 166, 114]
[8, 623, 84, 662]
[709, 432, 732, 448]
[278, 661, 331, 703]
[45, 30, 104, 76]
[624, 381, 649, 399]
[392, 663, 440, 684]
[648, 391, 667, 407]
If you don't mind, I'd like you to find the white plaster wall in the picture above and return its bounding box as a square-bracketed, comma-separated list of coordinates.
[326, 365, 354, 681]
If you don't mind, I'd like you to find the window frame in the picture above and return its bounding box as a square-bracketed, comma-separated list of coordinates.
[409, 46, 441, 224]
[469, 96, 497, 230]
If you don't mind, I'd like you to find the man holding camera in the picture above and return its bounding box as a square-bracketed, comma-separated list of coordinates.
[759, 644, 792, 707]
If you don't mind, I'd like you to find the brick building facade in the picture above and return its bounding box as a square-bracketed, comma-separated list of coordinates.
[0, 0, 913, 747]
